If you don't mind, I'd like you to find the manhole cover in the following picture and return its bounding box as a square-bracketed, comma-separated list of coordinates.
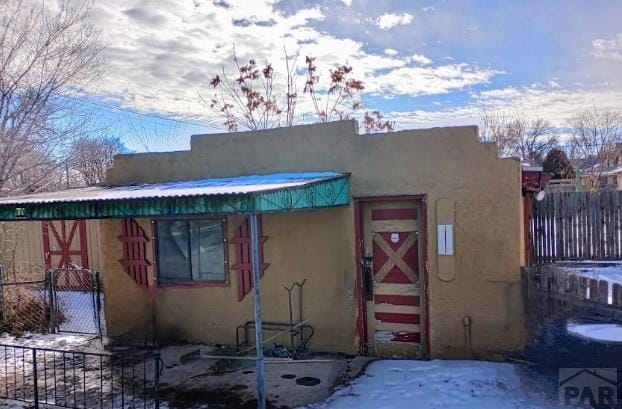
[281, 374, 296, 379]
[296, 376, 321, 386]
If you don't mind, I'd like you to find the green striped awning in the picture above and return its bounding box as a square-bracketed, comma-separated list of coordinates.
[0, 172, 350, 221]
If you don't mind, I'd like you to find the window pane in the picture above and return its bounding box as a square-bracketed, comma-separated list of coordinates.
[190, 220, 225, 281]
[157, 220, 191, 283]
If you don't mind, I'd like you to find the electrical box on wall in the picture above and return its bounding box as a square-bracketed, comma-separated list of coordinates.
[437, 224, 454, 255]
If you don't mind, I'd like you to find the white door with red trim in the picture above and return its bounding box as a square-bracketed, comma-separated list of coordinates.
[363, 201, 424, 358]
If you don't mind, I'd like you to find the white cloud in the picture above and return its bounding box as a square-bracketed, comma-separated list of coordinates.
[375, 12, 414, 30]
[340, 0, 353, 6]
[592, 33, 622, 61]
[367, 64, 500, 97]
[385, 84, 622, 130]
[409, 54, 432, 65]
[80, 0, 496, 126]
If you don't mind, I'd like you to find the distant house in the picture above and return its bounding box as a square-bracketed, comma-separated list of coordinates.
[0, 120, 527, 360]
[576, 143, 622, 191]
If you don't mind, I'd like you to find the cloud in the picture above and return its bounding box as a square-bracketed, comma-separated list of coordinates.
[375, 12, 414, 30]
[367, 64, 500, 97]
[340, 0, 353, 6]
[81, 0, 496, 126]
[409, 54, 432, 65]
[385, 84, 622, 130]
[592, 33, 622, 61]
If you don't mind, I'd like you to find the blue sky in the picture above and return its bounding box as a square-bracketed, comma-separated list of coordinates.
[80, 0, 622, 151]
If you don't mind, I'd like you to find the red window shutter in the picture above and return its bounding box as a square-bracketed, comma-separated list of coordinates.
[230, 216, 269, 301]
[118, 218, 151, 289]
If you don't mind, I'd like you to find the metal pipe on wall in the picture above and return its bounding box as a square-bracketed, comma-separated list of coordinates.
[250, 212, 266, 409]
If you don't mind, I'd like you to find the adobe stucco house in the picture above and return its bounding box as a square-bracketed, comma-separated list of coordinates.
[0, 120, 525, 359]
[100, 120, 525, 359]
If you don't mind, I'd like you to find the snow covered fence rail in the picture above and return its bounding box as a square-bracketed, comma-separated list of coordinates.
[0, 343, 161, 408]
[523, 265, 622, 332]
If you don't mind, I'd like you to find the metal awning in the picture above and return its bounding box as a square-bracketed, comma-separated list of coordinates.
[0, 172, 350, 221]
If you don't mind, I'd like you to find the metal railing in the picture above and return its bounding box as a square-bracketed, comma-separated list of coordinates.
[0, 343, 160, 408]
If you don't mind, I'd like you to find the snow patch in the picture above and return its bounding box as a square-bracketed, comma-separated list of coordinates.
[305, 360, 560, 409]
[567, 322, 622, 342]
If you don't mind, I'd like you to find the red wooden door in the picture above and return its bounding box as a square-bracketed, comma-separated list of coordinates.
[363, 202, 423, 357]
[42, 220, 89, 270]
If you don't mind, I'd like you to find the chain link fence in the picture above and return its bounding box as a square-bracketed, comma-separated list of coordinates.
[0, 267, 52, 336]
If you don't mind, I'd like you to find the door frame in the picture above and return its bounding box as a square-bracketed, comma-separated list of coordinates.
[354, 195, 430, 357]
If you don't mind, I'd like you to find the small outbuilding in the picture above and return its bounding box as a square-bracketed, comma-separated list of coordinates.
[0, 120, 526, 359]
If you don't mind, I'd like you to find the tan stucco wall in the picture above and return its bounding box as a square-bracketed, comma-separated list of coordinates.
[100, 218, 153, 339]
[104, 120, 524, 358]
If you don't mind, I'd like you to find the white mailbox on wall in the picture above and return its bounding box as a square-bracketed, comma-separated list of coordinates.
[437, 224, 454, 256]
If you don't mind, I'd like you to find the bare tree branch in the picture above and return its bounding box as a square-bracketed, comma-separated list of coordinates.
[67, 135, 126, 186]
[479, 108, 557, 164]
[0, 0, 104, 195]
[568, 108, 622, 191]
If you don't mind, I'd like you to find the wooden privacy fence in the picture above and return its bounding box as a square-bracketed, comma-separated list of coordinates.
[530, 191, 622, 264]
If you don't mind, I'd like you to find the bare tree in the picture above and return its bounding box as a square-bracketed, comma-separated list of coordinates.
[363, 110, 395, 133]
[568, 108, 622, 190]
[0, 0, 104, 195]
[203, 49, 390, 132]
[303, 56, 364, 123]
[67, 135, 126, 186]
[479, 109, 557, 164]
[201, 48, 290, 132]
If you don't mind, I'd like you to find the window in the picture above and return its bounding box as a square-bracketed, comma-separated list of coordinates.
[155, 219, 227, 285]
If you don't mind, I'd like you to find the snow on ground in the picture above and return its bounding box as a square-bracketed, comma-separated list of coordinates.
[0, 332, 96, 350]
[306, 360, 562, 409]
[559, 260, 622, 303]
[567, 321, 622, 342]
[0, 332, 158, 409]
[56, 291, 105, 334]
[562, 260, 622, 284]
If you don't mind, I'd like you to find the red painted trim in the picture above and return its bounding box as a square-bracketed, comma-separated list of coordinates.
[158, 281, 230, 289]
[391, 332, 421, 343]
[119, 218, 151, 289]
[357, 195, 427, 202]
[354, 200, 367, 354]
[374, 294, 420, 306]
[354, 194, 430, 358]
[420, 197, 431, 357]
[78, 220, 89, 269]
[41, 222, 51, 270]
[375, 312, 420, 325]
[523, 195, 533, 266]
[230, 215, 268, 301]
[371, 208, 418, 220]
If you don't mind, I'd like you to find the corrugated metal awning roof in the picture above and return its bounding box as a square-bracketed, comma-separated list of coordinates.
[0, 172, 350, 221]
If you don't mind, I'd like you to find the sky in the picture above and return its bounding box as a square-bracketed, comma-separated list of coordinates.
[78, 0, 622, 152]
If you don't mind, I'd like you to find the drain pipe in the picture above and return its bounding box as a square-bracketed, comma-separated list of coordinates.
[463, 315, 472, 353]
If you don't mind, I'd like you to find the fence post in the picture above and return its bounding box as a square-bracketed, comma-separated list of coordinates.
[0, 265, 5, 323]
[95, 271, 103, 337]
[47, 271, 55, 333]
[32, 348, 39, 409]
[154, 350, 160, 409]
